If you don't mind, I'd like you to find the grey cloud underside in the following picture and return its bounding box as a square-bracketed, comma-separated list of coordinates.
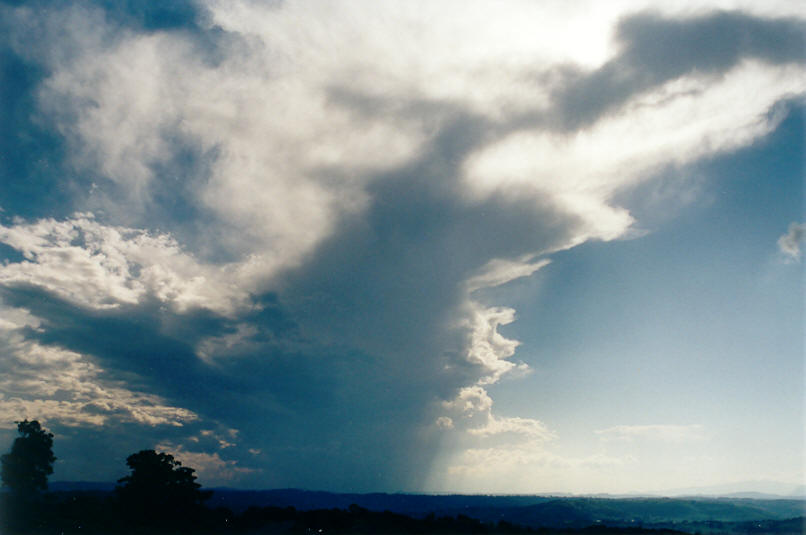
[0, 285, 231, 403]
[0, 283, 420, 488]
[1, 6, 804, 490]
[0, 0, 229, 241]
[534, 11, 805, 131]
[327, 10, 806, 152]
[0, 115, 584, 489]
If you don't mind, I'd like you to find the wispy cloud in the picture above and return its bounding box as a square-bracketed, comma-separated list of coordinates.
[777, 222, 805, 261]
[595, 424, 706, 443]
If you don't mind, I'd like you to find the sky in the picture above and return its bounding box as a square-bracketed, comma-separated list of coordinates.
[0, 0, 803, 495]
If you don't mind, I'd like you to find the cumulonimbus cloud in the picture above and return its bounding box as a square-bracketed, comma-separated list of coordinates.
[0, 0, 803, 490]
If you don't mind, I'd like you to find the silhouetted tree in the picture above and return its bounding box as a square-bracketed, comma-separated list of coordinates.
[116, 449, 211, 529]
[1, 420, 56, 533]
[1, 419, 56, 495]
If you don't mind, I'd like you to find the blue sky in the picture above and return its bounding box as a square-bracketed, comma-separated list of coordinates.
[468, 107, 804, 492]
[0, 0, 803, 494]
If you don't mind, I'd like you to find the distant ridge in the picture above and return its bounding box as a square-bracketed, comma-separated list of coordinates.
[199, 488, 805, 526]
[48, 481, 116, 492]
[37, 485, 806, 531]
[47, 481, 805, 500]
[657, 481, 806, 499]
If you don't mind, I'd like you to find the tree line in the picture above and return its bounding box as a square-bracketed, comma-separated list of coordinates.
[1, 420, 543, 534]
[1, 419, 215, 533]
[1, 420, 693, 535]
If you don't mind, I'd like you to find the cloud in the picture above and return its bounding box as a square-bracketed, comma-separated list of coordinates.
[446, 446, 634, 478]
[435, 417, 454, 430]
[441, 385, 553, 443]
[436, 441, 636, 494]
[468, 416, 554, 441]
[0, 0, 803, 490]
[777, 222, 805, 260]
[464, 62, 803, 240]
[595, 424, 706, 442]
[550, 9, 806, 131]
[23, 2, 803, 272]
[0, 324, 197, 428]
[155, 442, 257, 487]
[462, 304, 528, 385]
[466, 257, 552, 293]
[0, 213, 247, 314]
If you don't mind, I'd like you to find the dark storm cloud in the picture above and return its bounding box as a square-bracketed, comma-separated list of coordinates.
[0, 281, 353, 485]
[226, 114, 586, 489]
[0, 112, 584, 490]
[281, 113, 579, 362]
[0, 172, 570, 488]
[0, 283, 324, 428]
[0, 284, 231, 401]
[551, 10, 806, 130]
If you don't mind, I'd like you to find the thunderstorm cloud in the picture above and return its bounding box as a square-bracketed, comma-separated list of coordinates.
[0, 0, 803, 491]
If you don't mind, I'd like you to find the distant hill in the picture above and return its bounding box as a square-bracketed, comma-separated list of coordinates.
[26, 486, 806, 534]
[660, 481, 806, 499]
[204, 488, 557, 514]
[48, 481, 116, 492]
[44, 484, 805, 531]
[464, 497, 806, 529]
[200, 488, 805, 529]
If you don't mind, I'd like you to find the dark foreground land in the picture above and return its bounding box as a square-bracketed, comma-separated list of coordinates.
[2, 489, 804, 534]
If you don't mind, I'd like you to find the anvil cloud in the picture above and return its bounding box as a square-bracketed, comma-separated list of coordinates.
[0, 0, 803, 492]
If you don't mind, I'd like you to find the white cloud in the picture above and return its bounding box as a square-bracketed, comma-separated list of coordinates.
[20, 1, 804, 377]
[434, 381, 568, 493]
[39, 10, 427, 277]
[199, 429, 236, 449]
[463, 63, 805, 241]
[447, 446, 633, 476]
[443, 386, 494, 416]
[595, 424, 706, 442]
[460, 304, 526, 385]
[777, 222, 805, 261]
[466, 257, 551, 292]
[0, 214, 246, 314]
[0, 327, 197, 428]
[155, 442, 257, 487]
[441, 385, 554, 442]
[1, 0, 803, 489]
[436, 441, 636, 494]
[33, 1, 803, 286]
[435, 416, 454, 429]
[467, 415, 554, 441]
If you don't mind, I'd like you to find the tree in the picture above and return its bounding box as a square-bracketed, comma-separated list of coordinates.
[1, 420, 56, 495]
[116, 449, 211, 527]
